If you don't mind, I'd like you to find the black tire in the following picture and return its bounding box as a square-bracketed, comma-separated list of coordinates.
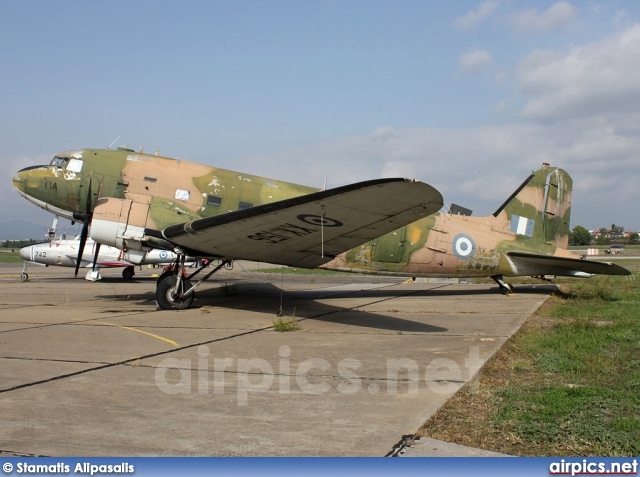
[157, 270, 175, 284]
[156, 275, 194, 310]
[122, 267, 135, 280]
[21, 272, 28, 281]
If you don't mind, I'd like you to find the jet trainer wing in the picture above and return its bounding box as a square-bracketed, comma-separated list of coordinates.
[162, 178, 443, 268]
[507, 251, 631, 277]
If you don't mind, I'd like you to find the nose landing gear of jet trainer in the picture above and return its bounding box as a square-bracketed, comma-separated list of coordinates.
[20, 261, 29, 281]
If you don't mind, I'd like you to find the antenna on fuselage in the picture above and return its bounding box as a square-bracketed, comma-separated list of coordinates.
[323, 172, 328, 191]
[107, 136, 120, 150]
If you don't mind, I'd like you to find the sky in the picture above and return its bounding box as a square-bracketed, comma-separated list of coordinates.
[1, 0, 639, 235]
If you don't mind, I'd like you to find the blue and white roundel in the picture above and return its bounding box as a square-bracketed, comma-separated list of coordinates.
[159, 251, 168, 260]
[452, 234, 476, 259]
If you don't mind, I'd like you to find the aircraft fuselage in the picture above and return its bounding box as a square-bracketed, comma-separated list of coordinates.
[13, 148, 317, 230]
[14, 148, 628, 287]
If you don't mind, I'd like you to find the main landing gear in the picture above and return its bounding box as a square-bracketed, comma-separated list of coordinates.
[122, 266, 135, 280]
[155, 256, 233, 310]
[491, 275, 515, 296]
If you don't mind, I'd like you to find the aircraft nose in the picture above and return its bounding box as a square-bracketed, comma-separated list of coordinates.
[13, 170, 26, 190]
[19, 245, 32, 261]
[13, 165, 48, 194]
[12, 167, 33, 192]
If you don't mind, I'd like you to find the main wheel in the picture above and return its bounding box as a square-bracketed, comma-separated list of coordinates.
[157, 269, 176, 283]
[122, 267, 135, 280]
[156, 275, 194, 310]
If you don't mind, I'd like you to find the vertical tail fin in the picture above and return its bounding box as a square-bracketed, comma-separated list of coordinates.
[493, 164, 573, 248]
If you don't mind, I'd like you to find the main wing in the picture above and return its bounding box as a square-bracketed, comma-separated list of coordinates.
[507, 251, 631, 277]
[162, 178, 443, 268]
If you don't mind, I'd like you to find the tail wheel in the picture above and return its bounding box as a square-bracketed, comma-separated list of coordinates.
[500, 284, 514, 295]
[156, 275, 194, 310]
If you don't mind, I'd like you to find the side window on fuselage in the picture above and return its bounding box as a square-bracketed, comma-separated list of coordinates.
[67, 159, 83, 173]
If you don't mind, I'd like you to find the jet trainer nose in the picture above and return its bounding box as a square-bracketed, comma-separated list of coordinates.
[19, 244, 32, 262]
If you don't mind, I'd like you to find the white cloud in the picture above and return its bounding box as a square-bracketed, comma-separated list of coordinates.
[494, 71, 508, 85]
[518, 24, 640, 121]
[380, 160, 418, 179]
[6, 14, 639, 234]
[7, 119, 638, 234]
[509, 1, 577, 33]
[455, 1, 500, 30]
[239, 118, 640, 230]
[459, 50, 493, 75]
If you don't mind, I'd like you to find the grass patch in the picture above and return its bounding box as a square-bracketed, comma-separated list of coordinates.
[0, 251, 24, 264]
[419, 276, 640, 456]
[272, 316, 300, 332]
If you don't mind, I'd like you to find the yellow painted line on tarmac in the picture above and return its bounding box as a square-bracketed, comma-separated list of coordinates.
[94, 321, 179, 347]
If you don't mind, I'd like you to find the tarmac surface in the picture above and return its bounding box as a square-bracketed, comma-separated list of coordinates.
[0, 261, 553, 456]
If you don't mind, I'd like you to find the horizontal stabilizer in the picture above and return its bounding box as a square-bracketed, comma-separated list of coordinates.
[507, 251, 631, 277]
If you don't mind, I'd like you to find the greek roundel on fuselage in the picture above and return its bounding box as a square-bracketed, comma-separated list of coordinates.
[452, 234, 476, 259]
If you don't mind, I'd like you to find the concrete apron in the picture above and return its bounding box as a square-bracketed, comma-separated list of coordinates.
[0, 264, 552, 456]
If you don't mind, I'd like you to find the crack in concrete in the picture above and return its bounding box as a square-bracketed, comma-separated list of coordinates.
[0, 284, 450, 394]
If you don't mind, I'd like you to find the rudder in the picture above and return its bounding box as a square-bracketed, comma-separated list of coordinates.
[492, 164, 572, 248]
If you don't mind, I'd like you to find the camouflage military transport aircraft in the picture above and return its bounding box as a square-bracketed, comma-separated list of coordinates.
[13, 147, 630, 309]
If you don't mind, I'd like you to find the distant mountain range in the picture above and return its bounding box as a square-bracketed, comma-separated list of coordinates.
[0, 220, 65, 241]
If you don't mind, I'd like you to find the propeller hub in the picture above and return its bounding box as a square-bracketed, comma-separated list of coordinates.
[72, 211, 91, 223]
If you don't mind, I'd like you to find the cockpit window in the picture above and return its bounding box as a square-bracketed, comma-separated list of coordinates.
[50, 156, 69, 168]
[49, 156, 83, 173]
[67, 158, 83, 173]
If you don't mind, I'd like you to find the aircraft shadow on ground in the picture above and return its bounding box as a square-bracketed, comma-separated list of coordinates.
[93, 280, 555, 333]
[93, 279, 454, 333]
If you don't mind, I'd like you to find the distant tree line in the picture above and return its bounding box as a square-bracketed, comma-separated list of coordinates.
[569, 224, 639, 246]
[0, 239, 41, 249]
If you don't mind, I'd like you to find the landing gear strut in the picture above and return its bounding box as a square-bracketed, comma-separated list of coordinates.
[491, 275, 515, 296]
[155, 256, 233, 310]
[21, 262, 29, 281]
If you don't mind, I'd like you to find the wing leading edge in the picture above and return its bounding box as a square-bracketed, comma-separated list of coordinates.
[507, 251, 631, 277]
[162, 178, 443, 268]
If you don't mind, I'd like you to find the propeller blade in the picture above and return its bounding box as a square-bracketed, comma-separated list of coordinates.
[74, 221, 89, 277]
[91, 242, 101, 272]
[74, 177, 93, 278]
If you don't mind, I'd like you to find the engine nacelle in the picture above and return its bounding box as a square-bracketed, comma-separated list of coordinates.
[90, 197, 152, 252]
[122, 249, 148, 265]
